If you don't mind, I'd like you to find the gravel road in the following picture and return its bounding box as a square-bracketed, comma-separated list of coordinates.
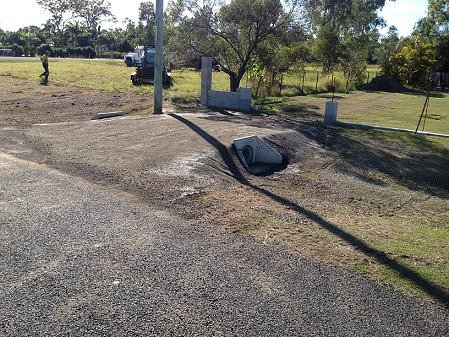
[1, 149, 449, 336]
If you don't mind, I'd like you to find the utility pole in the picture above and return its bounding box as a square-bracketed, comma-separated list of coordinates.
[154, 0, 163, 114]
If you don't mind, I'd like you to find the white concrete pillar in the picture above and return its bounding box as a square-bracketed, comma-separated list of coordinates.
[324, 101, 338, 124]
[201, 57, 212, 106]
[238, 87, 252, 112]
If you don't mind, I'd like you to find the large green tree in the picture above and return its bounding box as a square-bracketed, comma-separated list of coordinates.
[375, 25, 400, 68]
[413, 0, 449, 72]
[382, 38, 435, 86]
[71, 0, 115, 30]
[306, 0, 391, 83]
[428, 0, 449, 33]
[136, 1, 156, 45]
[36, 0, 72, 33]
[36, 0, 73, 46]
[176, 0, 302, 91]
[18, 26, 45, 56]
[36, 0, 114, 48]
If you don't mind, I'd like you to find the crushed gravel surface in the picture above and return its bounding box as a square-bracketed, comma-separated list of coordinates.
[1, 153, 449, 336]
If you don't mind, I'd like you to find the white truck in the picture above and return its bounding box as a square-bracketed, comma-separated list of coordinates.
[123, 46, 145, 67]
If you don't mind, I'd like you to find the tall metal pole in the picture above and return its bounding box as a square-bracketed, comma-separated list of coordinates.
[154, 0, 163, 114]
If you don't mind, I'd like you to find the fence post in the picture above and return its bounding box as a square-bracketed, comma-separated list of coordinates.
[315, 72, 319, 93]
[301, 72, 305, 95]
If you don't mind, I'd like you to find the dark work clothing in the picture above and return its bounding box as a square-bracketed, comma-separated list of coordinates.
[39, 54, 50, 85]
[42, 62, 49, 74]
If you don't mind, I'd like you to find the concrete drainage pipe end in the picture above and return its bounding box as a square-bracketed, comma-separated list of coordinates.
[241, 145, 254, 165]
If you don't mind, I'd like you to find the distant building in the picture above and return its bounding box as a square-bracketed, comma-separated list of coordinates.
[0, 48, 14, 57]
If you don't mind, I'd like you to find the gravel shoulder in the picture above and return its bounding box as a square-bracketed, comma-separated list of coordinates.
[1, 152, 449, 336]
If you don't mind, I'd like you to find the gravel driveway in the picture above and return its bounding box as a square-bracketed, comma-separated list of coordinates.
[1, 141, 449, 336]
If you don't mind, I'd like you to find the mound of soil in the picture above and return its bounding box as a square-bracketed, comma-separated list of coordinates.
[363, 75, 405, 92]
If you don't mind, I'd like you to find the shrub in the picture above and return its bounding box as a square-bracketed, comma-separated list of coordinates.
[66, 46, 97, 58]
[382, 39, 436, 87]
[98, 51, 122, 59]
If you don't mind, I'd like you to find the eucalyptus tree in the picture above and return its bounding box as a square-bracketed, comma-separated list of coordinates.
[71, 0, 115, 30]
[305, 0, 392, 83]
[36, 0, 73, 46]
[175, 0, 303, 91]
[428, 0, 449, 34]
[136, 1, 156, 45]
[377, 25, 400, 65]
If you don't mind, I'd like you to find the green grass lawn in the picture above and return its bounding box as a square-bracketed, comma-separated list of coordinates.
[1, 57, 447, 136]
[254, 92, 449, 138]
[337, 91, 449, 133]
[0, 58, 140, 91]
[0, 57, 229, 100]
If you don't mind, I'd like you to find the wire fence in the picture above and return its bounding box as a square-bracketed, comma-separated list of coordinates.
[285, 69, 380, 95]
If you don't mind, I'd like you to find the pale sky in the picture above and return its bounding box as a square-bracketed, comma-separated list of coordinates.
[0, 0, 428, 37]
[379, 0, 428, 37]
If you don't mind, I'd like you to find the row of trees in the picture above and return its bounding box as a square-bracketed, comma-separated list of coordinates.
[382, 0, 449, 87]
[169, 0, 400, 91]
[1, 0, 448, 92]
[0, 0, 156, 58]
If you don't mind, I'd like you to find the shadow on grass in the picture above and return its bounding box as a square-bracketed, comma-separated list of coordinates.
[170, 113, 449, 308]
[400, 88, 446, 98]
[322, 127, 449, 198]
[258, 102, 323, 120]
[312, 93, 346, 100]
[362, 88, 446, 98]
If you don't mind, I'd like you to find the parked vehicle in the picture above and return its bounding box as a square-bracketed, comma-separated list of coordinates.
[124, 46, 145, 67]
[130, 46, 171, 85]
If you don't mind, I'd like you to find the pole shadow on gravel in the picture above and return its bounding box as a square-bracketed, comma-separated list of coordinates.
[170, 113, 449, 308]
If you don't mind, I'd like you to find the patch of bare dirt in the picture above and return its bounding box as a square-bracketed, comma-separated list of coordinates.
[0, 76, 174, 125]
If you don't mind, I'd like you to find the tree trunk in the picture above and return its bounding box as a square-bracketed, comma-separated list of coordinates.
[230, 73, 239, 92]
[229, 66, 248, 92]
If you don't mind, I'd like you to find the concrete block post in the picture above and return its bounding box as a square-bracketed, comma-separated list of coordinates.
[201, 57, 212, 106]
[238, 88, 252, 112]
[324, 101, 339, 124]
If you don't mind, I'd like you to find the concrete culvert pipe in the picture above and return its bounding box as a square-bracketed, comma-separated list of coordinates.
[233, 135, 284, 175]
[241, 145, 254, 165]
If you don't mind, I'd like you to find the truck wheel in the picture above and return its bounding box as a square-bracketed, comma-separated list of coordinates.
[125, 57, 133, 67]
[131, 75, 141, 85]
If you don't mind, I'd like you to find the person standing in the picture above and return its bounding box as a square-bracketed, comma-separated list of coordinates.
[39, 50, 50, 85]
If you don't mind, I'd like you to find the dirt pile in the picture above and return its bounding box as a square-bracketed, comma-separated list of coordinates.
[363, 75, 405, 92]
